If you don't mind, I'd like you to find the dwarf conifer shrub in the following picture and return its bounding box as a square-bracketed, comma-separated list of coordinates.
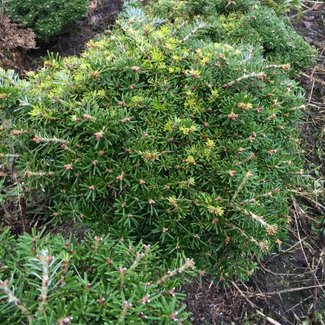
[0, 228, 194, 324]
[146, 0, 316, 69]
[0, 0, 315, 279]
[3, 0, 88, 41]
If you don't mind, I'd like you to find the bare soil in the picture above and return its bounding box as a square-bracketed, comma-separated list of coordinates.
[0, 12, 36, 72]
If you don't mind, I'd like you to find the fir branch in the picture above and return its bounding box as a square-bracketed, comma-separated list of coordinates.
[119, 266, 127, 290]
[24, 171, 55, 178]
[241, 188, 280, 203]
[231, 171, 253, 204]
[223, 72, 267, 88]
[0, 153, 20, 158]
[31, 135, 67, 144]
[182, 21, 207, 42]
[228, 223, 269, 252]
[119, 301, 132, 322]
[128, 246, 150, 272]
[264, 64, 290, 70]
[37, 249, 53, 312]
[235, 206, 278, 235]
[60, 144, 77, 155]
[0, 280, 33, 322]
[155, 258, 195, 285]
[289, 104, 305, 111]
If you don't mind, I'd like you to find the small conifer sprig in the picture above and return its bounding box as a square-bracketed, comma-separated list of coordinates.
[0, 229, 195, 324]
[0, 280, 33, 322]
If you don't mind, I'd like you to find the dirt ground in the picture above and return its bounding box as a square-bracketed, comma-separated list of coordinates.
[0, 11, 35, 72]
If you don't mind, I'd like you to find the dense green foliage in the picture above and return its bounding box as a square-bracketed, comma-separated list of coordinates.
[3, 0, 88, 41]
[0, 228, 194, 324]
[0, 0, 316, 281]
[146, 0, 315, 69]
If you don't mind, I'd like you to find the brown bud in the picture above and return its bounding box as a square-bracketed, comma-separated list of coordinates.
[97, 297, 105, 305]
[32, 136, 41, 143]
[83, 114, 92, 120]
[10, 130, 25, 136]
[94, 131, 103, 140]
[227, 113, 238, 120]
[64, 164, 73, 171]
[116, 173, 124, 181]
[131, 66, 141, 72]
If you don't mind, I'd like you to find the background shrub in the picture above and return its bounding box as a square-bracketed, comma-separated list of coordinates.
[146, 0, 316, 69]
[2, 0, 88, 41]
[0, 228, 195, 324]
[0, 0, 316, 280]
